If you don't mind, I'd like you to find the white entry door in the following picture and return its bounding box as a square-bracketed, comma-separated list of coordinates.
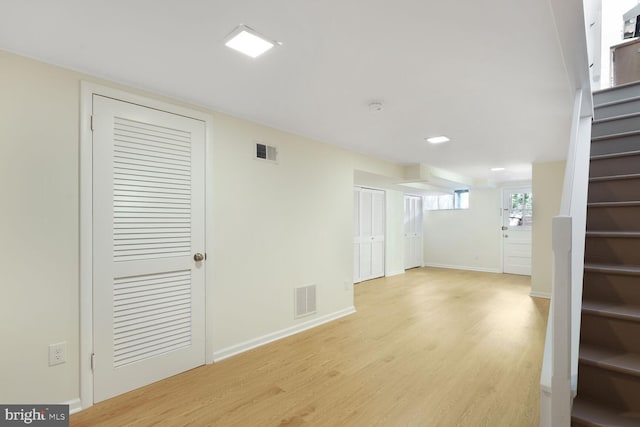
[502, 187, 532, 275]
[92, 95, 206, 402]
[353, 188, 385, 282]
[404, 195, 423, 269]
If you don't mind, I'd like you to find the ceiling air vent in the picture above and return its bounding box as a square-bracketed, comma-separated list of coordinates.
[256, 142, 278, 162]
[295, 284, 317, 318]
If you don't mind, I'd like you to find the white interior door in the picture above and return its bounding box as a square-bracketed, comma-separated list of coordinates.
[92, 95, 206, 402]
[354, 188, 385, 282]
[502, 187, 532, 275]
[404, 195, 423, 269]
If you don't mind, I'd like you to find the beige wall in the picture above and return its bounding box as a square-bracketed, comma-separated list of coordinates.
[531, 161, 566, 297]
[0, 50, 404, 406]
[0, 48, 82, 406]
[423, 188, 502, 272]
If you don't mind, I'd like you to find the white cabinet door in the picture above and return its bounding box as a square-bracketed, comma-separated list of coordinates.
[404, 195, 423, 269]
[92, 95, 206, 402]
[354, 188, 385, 282]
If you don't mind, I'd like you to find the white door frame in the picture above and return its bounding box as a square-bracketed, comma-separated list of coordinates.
[79, 82, 215, 410]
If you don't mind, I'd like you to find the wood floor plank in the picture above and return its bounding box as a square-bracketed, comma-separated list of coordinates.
[71, 267, 549, 426]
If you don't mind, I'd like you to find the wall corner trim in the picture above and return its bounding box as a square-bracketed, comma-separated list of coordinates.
[212, 306, 356, 362]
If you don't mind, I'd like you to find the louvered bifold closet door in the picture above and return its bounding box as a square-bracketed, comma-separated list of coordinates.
[92, 95, 206, 403]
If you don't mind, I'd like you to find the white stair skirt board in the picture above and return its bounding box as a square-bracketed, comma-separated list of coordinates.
[424, 262, 500, 274]
[212, 307, 356, 362]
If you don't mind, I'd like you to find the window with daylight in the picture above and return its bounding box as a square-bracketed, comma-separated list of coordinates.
[508, 192, 533, 227]
[424, 189, 470, 211]
[454, 189, 469, 209]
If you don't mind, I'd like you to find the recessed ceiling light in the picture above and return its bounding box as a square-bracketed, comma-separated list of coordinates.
[491, 167, 505, 172]
[425, 136, 450, 144]
[224, 25, 278, 58]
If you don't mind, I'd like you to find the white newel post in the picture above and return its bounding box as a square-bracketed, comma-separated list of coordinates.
[551, 216, 572, 426]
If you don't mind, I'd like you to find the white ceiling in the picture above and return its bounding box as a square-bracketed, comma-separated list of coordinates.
[0, 0, 574, 184]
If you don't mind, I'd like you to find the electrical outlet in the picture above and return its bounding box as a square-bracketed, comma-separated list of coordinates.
[48, 342, 66, 366]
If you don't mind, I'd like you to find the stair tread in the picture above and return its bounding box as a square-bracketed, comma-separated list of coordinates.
[580, 344, 640, 377]
[591, 149, 640, 160]
[594, 80, 640, 94]
[586, 231, 640, 238]
[590, 172, 640, 182]
[592, 111, 640, 125]
[582, 300, 640, 321]
[572, 396, 640, 427]
[595, 95, 640, 109]
[584, 263, 640, 276]
[591, 129, 640, 142]
[588, 201, 640, 208]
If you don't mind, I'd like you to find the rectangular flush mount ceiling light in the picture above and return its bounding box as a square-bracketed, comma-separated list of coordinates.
[224, 24, 278, 58]
[425, 136, 450, 144]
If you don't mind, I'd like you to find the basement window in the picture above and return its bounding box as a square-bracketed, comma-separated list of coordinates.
[425, 189, 469, 211]
[454, 189, 469, 209]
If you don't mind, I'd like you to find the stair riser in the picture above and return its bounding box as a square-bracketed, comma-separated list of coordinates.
[590, 154, 640, 177]
[586, 205, 640, 231]
[576, 363, 640, 411]
[583, 271, 640, 306]
[595, 98, 640, 120]
[580, 313, 640, 353]
[592, 115, 640, 138]
[588, 177, 640, 203]
[591, 132, 640, 156]
[584, 237, 640, 265]
[595, 84, 640, 105]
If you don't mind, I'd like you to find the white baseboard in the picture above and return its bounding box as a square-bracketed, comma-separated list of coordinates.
[65, 398, 82, 415]
[424, 262, 500, 274]
[212, 306, 357, 362]
[530, 290, 551, 299]
[385, 269, 405, 277]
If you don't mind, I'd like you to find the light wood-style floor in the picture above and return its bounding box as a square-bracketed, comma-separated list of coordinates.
[71, 268, 549, 426]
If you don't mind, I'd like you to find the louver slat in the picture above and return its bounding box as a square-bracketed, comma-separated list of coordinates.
[113, 117, 191, 262]
[113, 270, 192, 368]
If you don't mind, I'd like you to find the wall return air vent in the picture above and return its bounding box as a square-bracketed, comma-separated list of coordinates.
[295, 284, 317, 318]
[256, 142, 278, 162]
